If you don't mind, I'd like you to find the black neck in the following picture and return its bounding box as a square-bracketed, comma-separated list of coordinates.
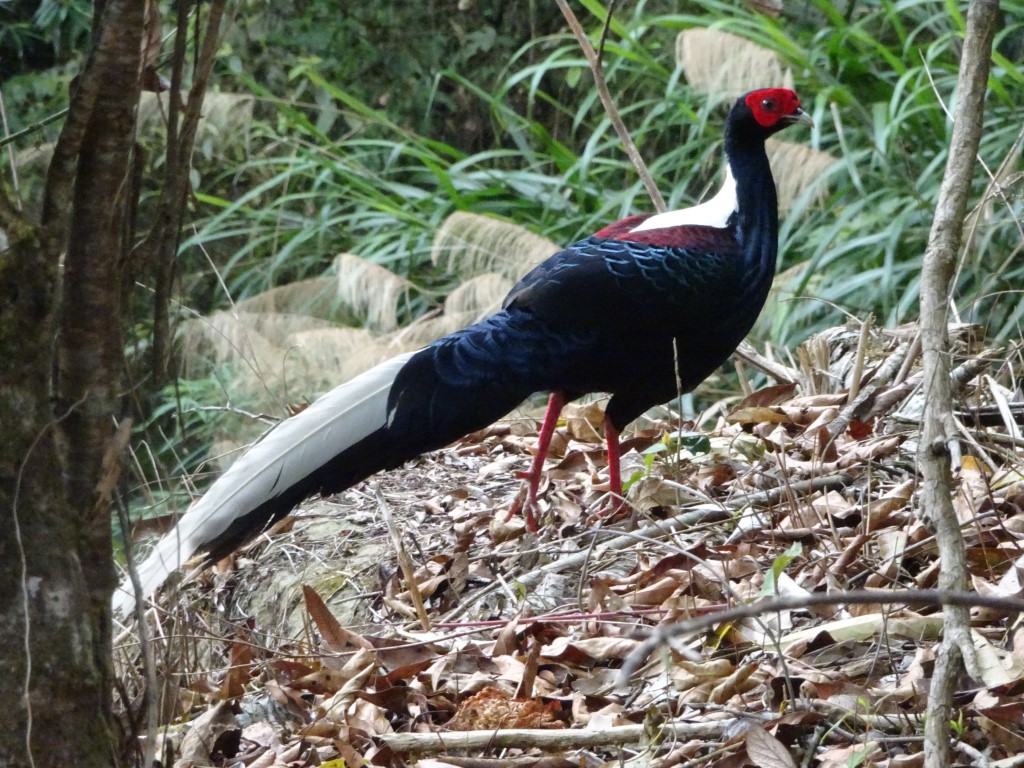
[725, 129, 779, 292]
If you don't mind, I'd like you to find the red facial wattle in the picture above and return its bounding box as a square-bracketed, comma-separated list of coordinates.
[745, 88, 803, 128]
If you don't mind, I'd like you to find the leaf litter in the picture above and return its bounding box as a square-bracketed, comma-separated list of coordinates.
[116, 322, 1024, 767]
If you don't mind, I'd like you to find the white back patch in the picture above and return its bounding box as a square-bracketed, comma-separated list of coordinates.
[631, 165, 737, 232]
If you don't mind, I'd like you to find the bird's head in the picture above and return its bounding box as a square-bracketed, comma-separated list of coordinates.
[738, 88, 814, 135]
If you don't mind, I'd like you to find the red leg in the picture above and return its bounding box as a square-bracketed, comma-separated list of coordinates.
[604, 415, 623, 503]
[506, 391, 565, 531]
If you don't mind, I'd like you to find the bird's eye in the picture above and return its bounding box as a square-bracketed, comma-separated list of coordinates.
[761, 97, 777, 112]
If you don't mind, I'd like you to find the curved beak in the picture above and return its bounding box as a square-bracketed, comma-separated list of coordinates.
[788, 107, 815, 129]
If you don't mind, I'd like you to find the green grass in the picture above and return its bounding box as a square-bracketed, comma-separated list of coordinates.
[185, 1, 1024, 342]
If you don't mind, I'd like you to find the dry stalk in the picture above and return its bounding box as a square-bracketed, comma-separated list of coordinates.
[375, 486, 432, 631]
[848, 314, 873, 401]
[735, 340, 803, 386]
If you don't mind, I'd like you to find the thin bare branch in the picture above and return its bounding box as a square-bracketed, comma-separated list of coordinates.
[555, 0, 666, 213]
[620, 588, 1024, 683]
[915, 2, 1000, 767]
[0, 108, 68, 152]
[381, 717, 734, 754]
[149, 0, 228, 384]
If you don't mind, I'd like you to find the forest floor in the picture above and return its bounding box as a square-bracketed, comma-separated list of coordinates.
[114, 321, 1024, 768]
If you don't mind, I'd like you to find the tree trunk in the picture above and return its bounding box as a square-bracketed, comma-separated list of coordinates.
[0, 0, 144, 764]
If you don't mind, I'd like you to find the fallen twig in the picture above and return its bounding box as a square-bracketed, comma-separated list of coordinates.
[378, 717, 735, 754]
[619, 588, 1024, 684]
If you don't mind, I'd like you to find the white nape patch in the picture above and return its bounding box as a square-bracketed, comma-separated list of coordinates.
[631, 165, 738, 232]
[113, 351, 418, 615]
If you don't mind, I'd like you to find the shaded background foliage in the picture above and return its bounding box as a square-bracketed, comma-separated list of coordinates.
[2, 0, 1022, 530]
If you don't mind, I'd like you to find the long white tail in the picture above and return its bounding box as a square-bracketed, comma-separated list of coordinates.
[113, 352, 416, 615]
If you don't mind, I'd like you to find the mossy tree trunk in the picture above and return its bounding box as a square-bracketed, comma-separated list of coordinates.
[0, 1, 144, 765]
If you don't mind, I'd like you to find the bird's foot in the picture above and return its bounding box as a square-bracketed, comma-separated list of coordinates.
[505, 469, 544, 532]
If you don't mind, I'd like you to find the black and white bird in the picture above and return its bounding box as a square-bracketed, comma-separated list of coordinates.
[114, 88, 811, 614]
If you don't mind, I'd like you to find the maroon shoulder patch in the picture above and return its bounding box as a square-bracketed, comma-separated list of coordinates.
[600, 222, 738, 252]
[593, 215, 653, 239]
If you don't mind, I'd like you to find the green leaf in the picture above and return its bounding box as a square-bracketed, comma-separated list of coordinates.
[760, 542, 803, 597]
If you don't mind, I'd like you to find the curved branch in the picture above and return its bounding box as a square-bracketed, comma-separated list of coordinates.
[555, 0, 666, 213]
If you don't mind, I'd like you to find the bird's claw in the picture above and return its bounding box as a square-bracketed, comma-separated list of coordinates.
[505, 473, 543, 532]
[505, 494, 540, 532]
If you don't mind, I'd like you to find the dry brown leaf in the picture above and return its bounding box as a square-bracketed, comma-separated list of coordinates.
[303, 585, 374, 652]
[954, 454, 991, 523]
[445, 687, 563, 730]
[709, 662, 760, 704]
[333, 740, 367, 767]
[264, 679, 312, 721]
[317, 648, 378, 725]
[839, 434, 903, 464]
[517, 637, 542, 699]
[816, 742, 881, 768]
[348, 698, 393, 735]
[970, 629, 1024, 687]
[728, 405, 799, 425]
[671, 658, 736, 695]
[291, 664, 347, 695]
[966, 542, 1024, 577]
[219, 636, 254, 700]
[744, 724, 797, 768]
[736, 382, 799, 409]
[812, 489, 858, 521]
[862, 479, 914, 530]
[974, 689, 1024, 754]
[541, 636, 640, 663]
[363, 634, 436, 671]
[622, 573, 689, 607]
[174, 702, 241, 768]
[565, 401, 607, 442]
